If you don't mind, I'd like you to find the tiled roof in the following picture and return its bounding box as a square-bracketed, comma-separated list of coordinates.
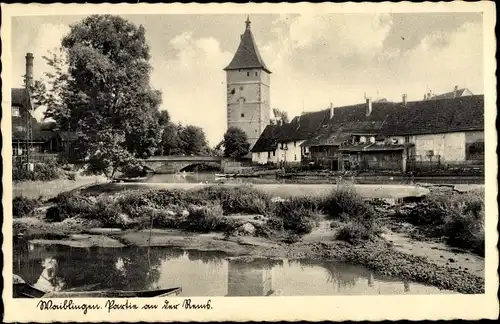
[251, 124, 280, 152]
[380, 95, 484, 136]
[224, 20, 271, 73]
[278, 110, 329, 142]
[430, 88, 472, 100]
[253, 95, 484, 151]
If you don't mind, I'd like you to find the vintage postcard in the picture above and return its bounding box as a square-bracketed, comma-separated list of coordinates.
[2, 2, 498, 322]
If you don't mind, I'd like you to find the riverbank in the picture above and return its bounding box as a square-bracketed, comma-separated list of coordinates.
[13, 183, 485, 294]
[13, 174, 109, 199]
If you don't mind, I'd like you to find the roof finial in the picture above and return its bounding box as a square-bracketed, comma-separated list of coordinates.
[245, 15, 251, 30]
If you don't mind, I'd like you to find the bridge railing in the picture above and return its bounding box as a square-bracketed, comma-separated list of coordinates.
[142, 155, 224, 162]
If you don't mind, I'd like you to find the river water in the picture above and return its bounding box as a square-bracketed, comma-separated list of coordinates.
[14, 243, 455, 297]
[142, 172, 483, 185]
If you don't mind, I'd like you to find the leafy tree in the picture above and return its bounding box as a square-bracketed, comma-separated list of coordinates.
[271, 108, 289, 125]
[178, 125, 208, 155]
[222, 127, 250, 158]
[32, 15, 163, 176]
[156, 110, 170, 126]
[159, 122, 181, 155]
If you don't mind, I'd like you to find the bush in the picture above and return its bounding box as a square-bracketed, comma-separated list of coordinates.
[273, 197, 320, 234]
[13, 159, 61, 181]
[324, 185, 374, 220]
[45, 192, 95, 222]
[13, 196, 40, 218]
[191, 185, 271, 215]
[402, 191, 485, 255]
[335, 220, 381, 243]
[185, 203, 225, 232]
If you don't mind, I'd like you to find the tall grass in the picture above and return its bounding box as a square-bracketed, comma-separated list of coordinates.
[401, 190, 484, 255]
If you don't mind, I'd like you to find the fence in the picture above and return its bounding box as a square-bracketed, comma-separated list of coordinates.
[302, 156, 340, 171]
[406, 155, 441, 172]
[12, 153, 59, 164]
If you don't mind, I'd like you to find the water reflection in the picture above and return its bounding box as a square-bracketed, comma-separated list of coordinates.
[143, 171, 482, 185]
[13, 244, 455, 297]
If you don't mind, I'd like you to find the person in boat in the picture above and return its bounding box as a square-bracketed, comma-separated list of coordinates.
[34, 258, 64, 293]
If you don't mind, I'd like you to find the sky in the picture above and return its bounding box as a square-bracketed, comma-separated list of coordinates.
[11, 13, 484, 146]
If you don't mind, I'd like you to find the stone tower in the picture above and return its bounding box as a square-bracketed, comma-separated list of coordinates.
[224, 16, 271, 152]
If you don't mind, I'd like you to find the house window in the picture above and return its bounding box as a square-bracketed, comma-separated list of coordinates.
[268, 151, 271, 159]
[241, 113, 245, 117]
[247, 72, 250, 76]
[273, 150, 276, 156]
[294, 154, 297, 161]
[466, 140, 485, 160]
[12, 106, 20, 117]
[404, 136, 411, 143]
[240, 86, 244, 90]
[255, 72, 258, 76]
[294, 141, 296, 147]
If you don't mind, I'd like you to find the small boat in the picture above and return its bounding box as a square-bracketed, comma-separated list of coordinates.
[42, 287, 182, 298]
[14, 275, 182, 298]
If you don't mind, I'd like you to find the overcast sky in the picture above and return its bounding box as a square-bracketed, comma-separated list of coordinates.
[11, 13, 483, 145]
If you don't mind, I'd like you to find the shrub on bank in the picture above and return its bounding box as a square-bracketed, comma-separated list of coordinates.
[46, 192, 95, 222]
[185, 203, 226, 232]
[272, 196, 321, 234]
[190, 185, 272, 215]
[324, 185, 374, 220]
[13, 159, 61, 182]
[402, 190, 485, 255]
[13, 196, 41, 218]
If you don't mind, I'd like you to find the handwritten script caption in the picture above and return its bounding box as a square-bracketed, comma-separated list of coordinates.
[36, 299, 213, 314]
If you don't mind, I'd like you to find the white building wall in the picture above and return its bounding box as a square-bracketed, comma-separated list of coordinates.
[414, 132, 465, 162]
[252, 150, 279, 165]
[276, 140, 305, 164]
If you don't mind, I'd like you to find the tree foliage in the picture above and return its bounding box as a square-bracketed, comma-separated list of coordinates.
[222, 127, 250, 158]
[178, 125, 208, 155]
[271, 108, 289, 125]
[32, 15, 163, 176]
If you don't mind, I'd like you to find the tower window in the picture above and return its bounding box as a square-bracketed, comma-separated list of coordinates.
[247, 72, 250, 76]
[241, 113, 245, 117]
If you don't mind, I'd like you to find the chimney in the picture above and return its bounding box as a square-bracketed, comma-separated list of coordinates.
[365, 97, 372, 116]
[25, 52, 34, 90]
[402, 93, 407, 105]
[453, 85, 458, 98]
[329, 102, 334, 119]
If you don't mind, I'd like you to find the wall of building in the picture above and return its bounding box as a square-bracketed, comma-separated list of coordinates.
[226, 68, 271, 151]
[277, 140, 305, 164]
[251, 150, 279, 165]
[414, 132, 466, 162]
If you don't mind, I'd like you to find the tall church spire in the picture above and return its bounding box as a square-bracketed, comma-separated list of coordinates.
[245, 15, 251, 30]
[224, 16, 271, 73]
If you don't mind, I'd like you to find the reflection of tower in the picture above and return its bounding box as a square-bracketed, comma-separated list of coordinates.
[227, 260, 274, 296]
[404, 281, 410, 292]
[368, 272, 374, 287]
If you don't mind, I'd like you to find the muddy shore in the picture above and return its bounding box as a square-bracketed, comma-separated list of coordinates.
[14, 207, 484, 294]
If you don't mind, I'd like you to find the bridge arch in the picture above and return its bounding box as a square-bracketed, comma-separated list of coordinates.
[140, 156, 227, 174]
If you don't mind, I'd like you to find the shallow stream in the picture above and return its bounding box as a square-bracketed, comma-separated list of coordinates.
[14, 243, 456, 296]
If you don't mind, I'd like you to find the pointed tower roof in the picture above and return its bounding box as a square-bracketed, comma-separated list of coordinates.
[224, 16, 271, 74]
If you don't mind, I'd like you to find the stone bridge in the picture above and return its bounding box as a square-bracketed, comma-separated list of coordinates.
[140, 156, 226, 174]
